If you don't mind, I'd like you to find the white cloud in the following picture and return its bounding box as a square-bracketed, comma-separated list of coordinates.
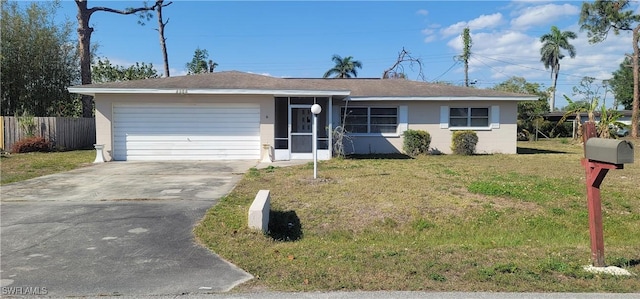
[421, 27, 437, 43]
[450, 30, 535, 54]
[247, 71, 274, 77]
[169, 68, 188, 77]
[559, 28, 629, 84]
[424, 35, 437, 43]
[451, 26, 628, 106]
[511, 0, 555, 3]
[421, 24, 441, 43]
[510, 3, 580, 29]
[457, 31, 540, 79]
[441, 13, 503, 37]
[468, 13, 504, 29]
[421, 28, 436, 35]
[429, 1, 631, 108]
[442, 21, 469, 37]
[416, 9, 428, 16]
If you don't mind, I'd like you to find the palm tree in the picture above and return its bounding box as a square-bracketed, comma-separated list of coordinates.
[540, 26, 577, 111]
[557, 95, 601, 140]
[562, 95, 626, 139]
[323, 55, 362, 78]
[597, 105, 626, 138]
[208, 60, 218, 73]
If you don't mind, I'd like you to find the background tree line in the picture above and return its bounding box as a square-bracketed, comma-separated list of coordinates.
[1, 1, 80, 117]
[1, 0, 169, 117]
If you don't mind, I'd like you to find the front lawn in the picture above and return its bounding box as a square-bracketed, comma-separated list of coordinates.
[195, 138, 640, 292]
[0, 150, 94, 185]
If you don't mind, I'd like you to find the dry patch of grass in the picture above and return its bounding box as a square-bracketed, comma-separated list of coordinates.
[195, 139, 640, 292]
[0, 150, 94, 185]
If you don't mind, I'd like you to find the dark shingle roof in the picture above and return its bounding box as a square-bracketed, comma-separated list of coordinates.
[69, 70, 536, 99]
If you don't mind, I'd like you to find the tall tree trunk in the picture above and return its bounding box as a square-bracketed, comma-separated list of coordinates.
[633, 26, 640, 138]
[74, 0, 158, 117]
[551, 65, 559, 112]
[156, 1, 170, 77]
[462, 27, 471, 87]
[464, 58, 469, 87]
[76, 0, 94, 118]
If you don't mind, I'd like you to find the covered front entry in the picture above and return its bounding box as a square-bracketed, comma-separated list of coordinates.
[273, 97, 331, 160]
[112, 103, 260, 161]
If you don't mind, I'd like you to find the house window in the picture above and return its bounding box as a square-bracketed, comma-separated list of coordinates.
[450, 107, 489, 127]
[341, 107, 398, 134]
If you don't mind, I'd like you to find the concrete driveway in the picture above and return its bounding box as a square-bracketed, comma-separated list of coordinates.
[1, 161, 257, 297]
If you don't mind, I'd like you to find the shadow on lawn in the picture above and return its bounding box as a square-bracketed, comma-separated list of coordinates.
[346, 153, 413, 159]
[517, 147, 569, 155]
[268, 210, 302, 241]
[610, 257, 640, 268]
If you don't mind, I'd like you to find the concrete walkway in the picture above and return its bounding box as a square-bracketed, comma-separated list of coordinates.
[1, 160, 257, 202]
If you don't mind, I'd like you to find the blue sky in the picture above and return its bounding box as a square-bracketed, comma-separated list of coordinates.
[51, 0, 638, 109]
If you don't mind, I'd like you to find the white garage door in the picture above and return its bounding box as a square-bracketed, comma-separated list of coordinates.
[113, 103, 260, 161]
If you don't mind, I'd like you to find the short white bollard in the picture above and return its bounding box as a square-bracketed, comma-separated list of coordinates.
[248, 190, 271, 233]
[262, 143, 273, 163]
[93, 144, 105, 163]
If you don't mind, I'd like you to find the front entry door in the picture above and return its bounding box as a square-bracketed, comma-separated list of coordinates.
[290, 106, 313, 159]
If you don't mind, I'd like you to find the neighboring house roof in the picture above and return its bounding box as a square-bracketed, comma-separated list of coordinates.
[68, 70, 537, 101]
[545, 110, 634, 122]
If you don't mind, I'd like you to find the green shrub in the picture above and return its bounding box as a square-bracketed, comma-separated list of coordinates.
[11, 137, 51, 153]
[451, 130, 478, 155]
[402, 129, 431, 156]
[17, 111, 37, 137]
[539, 120, 572, 138]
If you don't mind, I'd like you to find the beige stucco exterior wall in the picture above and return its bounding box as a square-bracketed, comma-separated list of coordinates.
[94, 98, 113, 159]
[93, 93, 273, 161]
[408, 101, 519, 154]
[333, 100, 519, 155]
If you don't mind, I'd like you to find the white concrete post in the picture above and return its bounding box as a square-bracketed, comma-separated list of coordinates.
[93, 144, 105, 163]
[248, 190, 271, 233]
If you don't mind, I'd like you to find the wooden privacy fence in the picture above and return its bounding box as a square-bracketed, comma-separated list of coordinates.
[2, 116, 96, 152]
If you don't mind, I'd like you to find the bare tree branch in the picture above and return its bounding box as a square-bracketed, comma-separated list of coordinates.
[88, 4, 159, 16]
[75, 0, 160, 117]
[382, 47, 425, 81]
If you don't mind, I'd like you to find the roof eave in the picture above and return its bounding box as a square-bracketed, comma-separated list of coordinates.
[67, 87, 351, 97]
[347, 96, 539, 101]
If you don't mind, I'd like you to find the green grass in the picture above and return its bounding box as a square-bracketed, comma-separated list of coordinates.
[194, 138, 640, 292]
[0, 150, 94, 185]
[2, 140, 637, 291]
[468, 173, 582, 203]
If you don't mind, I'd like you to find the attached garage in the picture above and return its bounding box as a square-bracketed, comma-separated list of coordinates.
[112, 103, 260, 161]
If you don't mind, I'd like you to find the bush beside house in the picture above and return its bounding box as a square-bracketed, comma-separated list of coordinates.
[11, 136, 51, 153]
[403, 129, 431, 156]
[451, 131, 478, 155]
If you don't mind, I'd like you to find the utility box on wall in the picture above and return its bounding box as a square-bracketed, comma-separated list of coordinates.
[585, 138, 634, 165]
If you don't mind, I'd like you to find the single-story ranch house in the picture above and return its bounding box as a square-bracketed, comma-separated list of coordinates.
[68, 71, 537, 161]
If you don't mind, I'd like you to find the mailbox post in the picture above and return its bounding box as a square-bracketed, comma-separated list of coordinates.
[581, 123, 634, 267]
